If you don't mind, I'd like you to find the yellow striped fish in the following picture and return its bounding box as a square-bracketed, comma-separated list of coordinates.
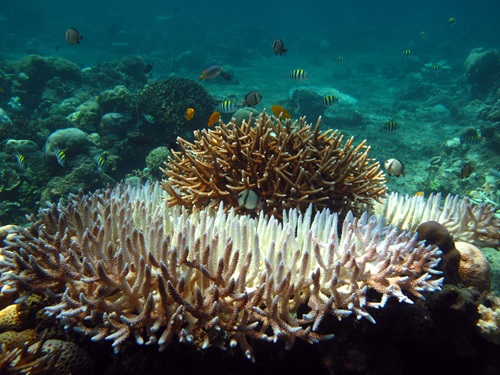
[401, 49, 412, 57]
[143, 114, 155, 124]
[217, 100, 239, 113]
[289, 69, 309, 81]
[96, 155, 107, 171]
[383, 121, 399, 133]
[54, 146, 66, 167]
[322, 95, 339, 107]
[15, 152, 27, 170]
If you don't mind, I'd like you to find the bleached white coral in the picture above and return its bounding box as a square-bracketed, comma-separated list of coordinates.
[372, 192, 500, 247]
[0, 182, 443, 361]
[477, 297, 500, 344]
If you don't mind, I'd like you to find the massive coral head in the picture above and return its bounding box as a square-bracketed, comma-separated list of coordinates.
[161, 110, 387, 218]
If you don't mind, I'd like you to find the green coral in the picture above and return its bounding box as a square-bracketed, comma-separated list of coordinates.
[97, 85, 132, 113]
[0, 169, 20, 192]
[145, 146, 171, 179]
[429, 178, 441, 192]
[135, 77, 216, 135]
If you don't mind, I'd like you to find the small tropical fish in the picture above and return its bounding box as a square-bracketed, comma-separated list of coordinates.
[278, 97, 290, 105]
[217, 100, 239, 113]
[335, 56, 345, 63]
[289, 69, 308, 81]
[272, 39, 287, 56]
[96, 155, 107, 171]
[143, 114, 155, 124]
[431, 64, 441, 71]
[54, 146, 66, 167]
[384, 158, 405, 177]
[414, 191, 425, 197]
[458, 163, 472, 179]
[185, 107, 194, 121]
[383, 121, 399, 133]
[419, 31, 427, 38]
[322, 95, 338, 107]
[199, 65, 222, 80]
[15, 152, 27, 170]
[459, 127, 481, 145]
[243, 91, 262, 107]
[207, 111, 220, 127]
[447, 17, 456, 26]
[460, 135, 483, 145]
[270, 104, 292, 119]
[401, 49, 412, 57]
[237, 189, 259, 210]
[65, 28, 84, 45]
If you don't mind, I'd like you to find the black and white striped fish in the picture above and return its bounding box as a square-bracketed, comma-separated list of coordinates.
[289, 69, 309, 81]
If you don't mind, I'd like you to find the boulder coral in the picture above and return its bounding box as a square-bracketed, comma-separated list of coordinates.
[97, 84, 132, 113]
[135, 76, 215, 136]
[44, 128, 90, 167]
[454, 241, 491, 292]
[464, 47, 500, 95]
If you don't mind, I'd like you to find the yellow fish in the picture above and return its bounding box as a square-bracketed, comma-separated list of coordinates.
[207, 111, 220, 127]
[185, 107, 194, 121]
[270, 104, 292, 119]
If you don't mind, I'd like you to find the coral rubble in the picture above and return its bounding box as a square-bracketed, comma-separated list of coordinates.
[0, 182, 443, 361]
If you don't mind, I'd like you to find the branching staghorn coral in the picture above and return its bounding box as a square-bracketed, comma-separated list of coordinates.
[373, 192, 500, 248]
[0, 182, 442, 361]
[161, 110, 386, 219]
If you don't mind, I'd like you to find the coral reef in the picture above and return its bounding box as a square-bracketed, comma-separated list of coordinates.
[455, 241, 491, 292]
[3, 54, 82, 112]
[0, 107, 13, 141]
[97, 85, 132, 114]
[134, 76, 215, 137]
[477, 295, 500, 344]
[44, 128, 90, 167]
[464, 48, 500, 96]
[82, 55, 151, 92]
[0, 337, 94, 375]
[288, 88, 324, 121]
[0, 328, 39, 348]
[416, 221, 461, 285]
[162, 111, 386, 219]
[373, 192, 500, 248]
[145, 146, 171, 180]
[0, 182, 443, 362]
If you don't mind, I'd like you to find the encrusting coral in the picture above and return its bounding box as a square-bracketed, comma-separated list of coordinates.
[0, 182, 443, 362]
[161, 110, 387, 219]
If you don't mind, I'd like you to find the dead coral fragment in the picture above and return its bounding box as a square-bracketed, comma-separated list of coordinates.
[161, 110, 386, 218]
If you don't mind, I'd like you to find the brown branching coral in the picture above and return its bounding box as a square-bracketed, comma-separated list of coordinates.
[0, 182, 442, 362]
[161, 110, 386, 218]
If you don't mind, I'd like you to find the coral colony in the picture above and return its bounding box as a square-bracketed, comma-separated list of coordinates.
[2, 112, 499, 366]
[162, 110, 386, 218]
[1, 182, 443, 362]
